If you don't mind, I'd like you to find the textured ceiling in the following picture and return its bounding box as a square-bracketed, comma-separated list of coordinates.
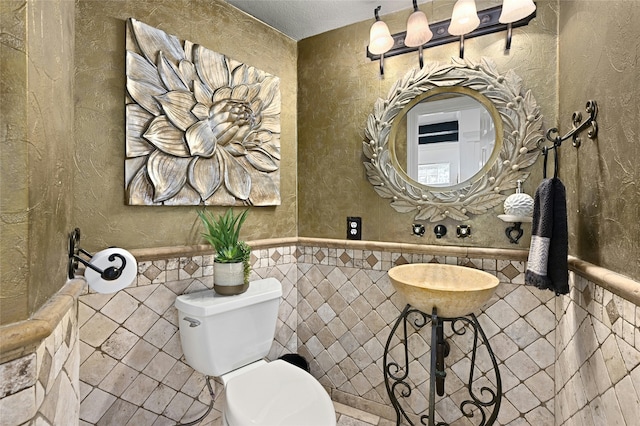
[226, 0, 430, 41]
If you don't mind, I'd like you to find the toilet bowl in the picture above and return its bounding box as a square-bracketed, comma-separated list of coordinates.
[222, 360, 335, 426]
[175, 278, 336, 426]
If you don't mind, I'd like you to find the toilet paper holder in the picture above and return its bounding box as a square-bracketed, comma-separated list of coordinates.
[68, 228, 128, 281]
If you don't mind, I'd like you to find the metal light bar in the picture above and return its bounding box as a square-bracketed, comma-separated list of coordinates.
[366, 4, 536, 61]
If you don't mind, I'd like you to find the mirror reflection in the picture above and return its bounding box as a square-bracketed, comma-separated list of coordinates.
[395, 93, 496, 187]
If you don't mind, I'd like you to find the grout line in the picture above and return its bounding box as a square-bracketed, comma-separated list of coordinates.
[334, 400, 381, 425]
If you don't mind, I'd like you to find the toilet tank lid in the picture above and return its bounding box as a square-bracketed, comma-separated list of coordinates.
[175, 278, 282, 317]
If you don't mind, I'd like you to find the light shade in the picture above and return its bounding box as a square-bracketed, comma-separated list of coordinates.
[499, 0, 536, 23]
[369, 20, 394, 55]
[404, 10, 433, 47]
[448, 0, 480, 36]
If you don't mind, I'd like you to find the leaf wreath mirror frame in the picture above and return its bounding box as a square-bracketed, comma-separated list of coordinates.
[363, 57, 545, 222]
[125, 19, 281, 206]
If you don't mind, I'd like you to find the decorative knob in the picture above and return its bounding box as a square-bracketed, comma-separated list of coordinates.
[434, 225, 447, 239]
[457, 225, 471, 238]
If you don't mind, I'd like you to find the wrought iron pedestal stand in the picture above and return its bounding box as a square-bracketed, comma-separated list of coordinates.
[383, 305, 502, 426]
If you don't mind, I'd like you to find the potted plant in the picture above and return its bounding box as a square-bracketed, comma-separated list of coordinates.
[198, 208, 251, 295]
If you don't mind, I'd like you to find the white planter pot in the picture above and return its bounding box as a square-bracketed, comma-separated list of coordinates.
[213, 261, 248, 295]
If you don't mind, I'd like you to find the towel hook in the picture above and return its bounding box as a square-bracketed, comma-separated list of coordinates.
[541, 145, 558, 179]
[544, 100, 598, 149]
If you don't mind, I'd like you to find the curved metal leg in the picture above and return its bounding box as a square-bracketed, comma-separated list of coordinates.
[384, 307, 502, 426]
[449, 315, 502, 425]
[383, 304, 412, 425]
[428, 309, 438, 426]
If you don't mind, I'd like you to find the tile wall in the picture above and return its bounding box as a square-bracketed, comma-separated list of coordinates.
[554, 272, 640, 426]
[0, 286, 80, 426]
[295, 247, 556, 425]
[3, 240, 638, 425]
[77, 247, 298, 425]
[77, 243, 558, 425]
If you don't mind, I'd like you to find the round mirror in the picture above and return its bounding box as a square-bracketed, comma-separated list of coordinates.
[390, 87, 502, 190]
[363, 58, 545, 222]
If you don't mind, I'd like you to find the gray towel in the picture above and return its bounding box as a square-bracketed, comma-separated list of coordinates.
[525, 178, 569, 295]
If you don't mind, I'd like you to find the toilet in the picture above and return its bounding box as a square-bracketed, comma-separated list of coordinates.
[175, 277, 336, 426]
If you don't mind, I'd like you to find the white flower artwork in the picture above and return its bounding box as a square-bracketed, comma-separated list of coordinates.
[125, 19, 281, 206]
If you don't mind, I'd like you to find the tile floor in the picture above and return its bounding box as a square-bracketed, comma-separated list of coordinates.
[195, 401, 394, 426]
[334, 402, 395, 426]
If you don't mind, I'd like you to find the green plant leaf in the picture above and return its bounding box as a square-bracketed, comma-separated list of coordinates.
[198, 207, 251, 262]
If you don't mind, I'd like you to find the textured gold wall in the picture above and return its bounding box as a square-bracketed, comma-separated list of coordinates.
[298, 0, 558, 248]
[0, 1, 28, 323]
[73, 0, 298, 252]
[559, 1, 640, 281]
[0, 0, 75, 324]
[4, 0, 638, 325]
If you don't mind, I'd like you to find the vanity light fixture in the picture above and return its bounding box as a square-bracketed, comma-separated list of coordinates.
[366, 1, 537, 75]
[368, 6, 395, 75]
[500, 0, 537, 49]
[448, 0, 480, 58]
[404, 0, 433, 68]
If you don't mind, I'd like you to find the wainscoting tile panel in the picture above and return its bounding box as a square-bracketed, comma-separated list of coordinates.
[74, 242, 640, 425]
[297, 251, 555, 425]
[78, 246, 297, 425]
[0, 303, 80, 426]
[555, 271, 640, 426]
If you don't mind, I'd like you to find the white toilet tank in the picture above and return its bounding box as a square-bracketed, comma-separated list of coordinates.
[175, 278, 282, 377]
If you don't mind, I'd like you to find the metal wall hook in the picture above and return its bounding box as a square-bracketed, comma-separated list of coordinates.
[541, 143, 559, 179]
[68, 228, 127, 281]
[544, 100, 598, 149]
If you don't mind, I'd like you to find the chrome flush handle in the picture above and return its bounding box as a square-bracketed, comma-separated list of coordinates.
[183, 317, 201, 328]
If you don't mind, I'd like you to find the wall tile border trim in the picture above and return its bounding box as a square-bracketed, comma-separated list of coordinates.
[128, 237, 530, 262]
[568, 255, 640, 306]
[130, 238, 299, 262]
[0, 279, 85, 363]
[297, 237, 530, 260]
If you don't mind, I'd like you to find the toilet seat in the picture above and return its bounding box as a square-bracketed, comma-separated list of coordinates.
[224, 359, 336, 426]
